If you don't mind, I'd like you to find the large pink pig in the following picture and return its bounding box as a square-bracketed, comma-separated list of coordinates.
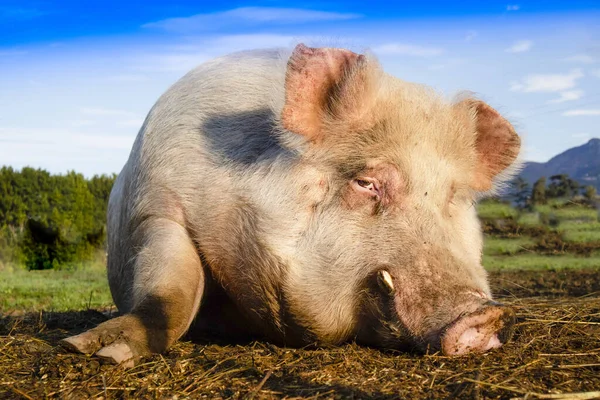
[62, 44, 520, 367]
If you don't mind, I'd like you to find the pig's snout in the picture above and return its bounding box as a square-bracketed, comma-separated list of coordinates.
[441, 302, 515, 356]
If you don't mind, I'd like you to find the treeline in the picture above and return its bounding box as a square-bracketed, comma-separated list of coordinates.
[511, 174, 598, 209]
[0, 166, 115, 270]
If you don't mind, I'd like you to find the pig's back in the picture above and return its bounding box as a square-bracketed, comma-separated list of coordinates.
[120, 48, 292, 202]
[106, 49, 295, 311]
[146, 48, 287, 146]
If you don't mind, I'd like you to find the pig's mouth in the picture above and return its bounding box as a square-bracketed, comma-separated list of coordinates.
[438, 301, 515, 356]
[374, 270, 516, 356]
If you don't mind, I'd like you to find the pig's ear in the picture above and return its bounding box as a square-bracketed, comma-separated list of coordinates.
[281, 44, 373, 142]
[467, 100, 521, 191]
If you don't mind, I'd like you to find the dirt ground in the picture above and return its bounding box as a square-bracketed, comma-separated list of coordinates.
[1, 269, 599, 400]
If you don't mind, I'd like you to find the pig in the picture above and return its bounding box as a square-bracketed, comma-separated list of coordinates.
[61, 44, 520, 367]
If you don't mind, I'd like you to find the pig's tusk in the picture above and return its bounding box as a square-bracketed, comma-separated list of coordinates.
[378, 270, 395, 294]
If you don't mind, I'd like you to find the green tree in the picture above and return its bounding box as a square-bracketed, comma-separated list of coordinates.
[531, 177, 547, 205]
[0, 167, 116, 269]
[583, 185, 597, 202]
[510, 177, 530, 210]
[547, 174, 579, 199]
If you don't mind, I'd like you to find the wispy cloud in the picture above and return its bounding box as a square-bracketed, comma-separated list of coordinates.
[510, 69, 584, 92]
[79, 108, 144, 129]
[105, 74, 149, 83]
[547, 90, 584, 104]
[0, 127, 134, 150]
[563, 109, 600, 116]
[70, 120, 96, 128]
[0, 49, 28, 57]
[505, 40, 533, 53]
[131, 52, 211, 73]
[571, 132, 591, 141]
[209, 34, 297, 50]
[117, 119, 145, 128]
[130, 34, 309, 73]
[143, 7, 361, 33]
[564, 54, 596, 64]
[73, 134, 134, 150]
[428, 58, 467, 70]
[81, 107, 139, 118]
[465, 30, 478, 41]
[372, 43, 444, 57]
[506, 5, 520, 11]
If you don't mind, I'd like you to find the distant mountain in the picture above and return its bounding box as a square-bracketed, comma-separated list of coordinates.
[519, 138, 600, 190]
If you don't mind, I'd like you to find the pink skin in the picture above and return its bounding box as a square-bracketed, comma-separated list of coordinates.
[441, 304, 515, 356]
[349, 164, 515, 355]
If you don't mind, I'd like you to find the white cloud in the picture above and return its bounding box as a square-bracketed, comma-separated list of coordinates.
[105, 74, 149, 82]
[505, 40, 533, 53]
[506, 5, 520, 11]
[131, 52, 212, 73]
[547, 90, 584, 104]
[373, 43, 444, 57]
[79, 108, 144, 130]
[0, 127, 135, 175]
[564, 54, 595, 64]
[0, 49, 28, 57]
[510, 69, 584, 93]
[0, 127, 134, 150]
[572, 132, 591, 140]
[81, 107, 139, 118]
[143, 7, 361, 33]
[562, 109, 600, 116]
[73, 134, 134, 150]
[70, 119, 96, 128]
[569, 132, 593, 145]
[209, 34, 297, 50]
[117, 119, 145, 128]
[509, 81, 524, 91]
[130, 34, 301, 73]
[465, 30, 478, 41]
[428, 58, 467, 70]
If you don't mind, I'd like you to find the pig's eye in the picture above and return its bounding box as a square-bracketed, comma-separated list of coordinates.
[352, 177, 381, 200]
[357, 179, 374, 190]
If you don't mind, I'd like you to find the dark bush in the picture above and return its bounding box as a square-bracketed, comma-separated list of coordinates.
[0, 167, 115, 269]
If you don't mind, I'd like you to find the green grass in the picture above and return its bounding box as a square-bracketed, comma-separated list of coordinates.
[516, 212, 542, 227]
[563, 230, 600, 243]
[477, 201, 518, 220]
[556, 220, 600, 243]
[551, 207, 598, 221]
[557, 220, 600, 231]
[0, 261, 113, 312]
[483, 237, 535, 256]
[484, 253, 600, 271]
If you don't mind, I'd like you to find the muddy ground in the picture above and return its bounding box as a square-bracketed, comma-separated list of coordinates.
[1, 269, 599, 399]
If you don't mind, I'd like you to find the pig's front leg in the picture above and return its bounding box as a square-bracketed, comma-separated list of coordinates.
[61, 218, 204, 367]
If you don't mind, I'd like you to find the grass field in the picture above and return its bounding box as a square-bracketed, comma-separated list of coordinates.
[0, 260, 113, 313]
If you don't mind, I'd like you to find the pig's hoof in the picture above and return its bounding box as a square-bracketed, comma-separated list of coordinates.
[60, 322, 140, 368]
[61, 333, 138, 368]
[60, 332, 104, 355]
[96, 342, 136, 368]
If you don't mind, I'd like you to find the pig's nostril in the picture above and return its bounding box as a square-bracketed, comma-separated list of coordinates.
[440, 305, 515, 356]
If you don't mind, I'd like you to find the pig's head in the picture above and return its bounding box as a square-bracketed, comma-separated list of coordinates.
[280, 44, 520, 355]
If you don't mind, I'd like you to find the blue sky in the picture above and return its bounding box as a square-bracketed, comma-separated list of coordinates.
[1, 1, 599, 175]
